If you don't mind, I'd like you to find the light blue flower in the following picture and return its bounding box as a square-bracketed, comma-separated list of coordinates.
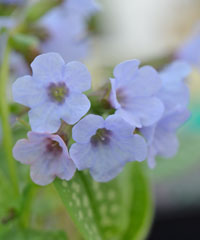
[176, 23, 200, 67]
[13, 132, 76, 186]
[141, 61, 191, 168]
[157, 60, 191, 115]
[70, 114, 147, 182]
[109, 60, 164, 128]
[65, 0, 100, 19]
[0, 0, 24, 5]
[12, 53, 91, 133]
[40, 0, 100, 62]
[141, 109, 190, 168]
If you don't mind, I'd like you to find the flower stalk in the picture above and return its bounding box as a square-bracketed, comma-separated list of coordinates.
[0, 37, 19, 197]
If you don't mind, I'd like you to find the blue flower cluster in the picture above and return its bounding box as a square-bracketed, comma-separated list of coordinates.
[12, 53, 190, 185]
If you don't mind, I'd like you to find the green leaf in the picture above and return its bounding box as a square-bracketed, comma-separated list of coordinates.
[0, 226, 67, 240]
[25, 0, 63, 22]
[55, 163, 153, 240]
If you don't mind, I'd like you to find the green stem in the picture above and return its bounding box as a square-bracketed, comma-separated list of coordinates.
[0, 39, 19, 197]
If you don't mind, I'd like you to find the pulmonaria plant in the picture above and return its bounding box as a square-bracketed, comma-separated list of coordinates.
[12, 53, 190, 185]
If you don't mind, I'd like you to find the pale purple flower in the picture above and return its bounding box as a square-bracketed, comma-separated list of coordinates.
[70, 114, 147, 182]
[13, 132, 76, 185]
[40, 10, 89, 63]
[176, 22, 200, 67]
[141, 109, 190, 168]
[65, 0, 100, 18]
[40, 0, 100, 62]
[141, 61, 191, 168]
[12, 53, 91, 133]
[157, 61, 191, 115]
[109, 60, 164, 128]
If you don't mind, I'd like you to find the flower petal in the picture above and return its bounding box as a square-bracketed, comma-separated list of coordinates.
[14, 132, 76, 186]
[153, 128, 179, 158]
[31, 53, 64, 85]
[63, 61, 91, 92]
[105, 114, 135, 137]
[113, 59, 140, 87]
[13, 138, 44, 165]
[12, 75, 46, 108]
[28, 102, 61, 133]
[159, 109, 190, 131]
[115, 97, 164, 127]
[130, 66, 162, 97]
[60, 92, 91, 125]
[72, 114, 104, 143]
[70, 133, 147, 182]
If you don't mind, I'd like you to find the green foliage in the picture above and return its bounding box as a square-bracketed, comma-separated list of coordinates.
[0, 226, 67, 240]
[25, 0, 64, 22]
[55, 163, 153, 240]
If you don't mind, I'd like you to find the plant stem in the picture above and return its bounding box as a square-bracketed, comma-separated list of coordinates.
[0, 38, 19, 197]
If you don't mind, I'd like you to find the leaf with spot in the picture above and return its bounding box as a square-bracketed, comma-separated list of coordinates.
[54, 163, 153, 240]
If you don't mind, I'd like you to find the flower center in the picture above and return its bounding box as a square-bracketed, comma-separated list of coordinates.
[90, 128, 112, 146]
[45, 138, 63, 156]
[47, 82, 68, 104]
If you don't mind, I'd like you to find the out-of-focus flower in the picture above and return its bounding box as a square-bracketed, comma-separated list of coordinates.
[13, 132, 76, 185]
[157, 61, 191, 115]
[65, 0, 100, 19]
[109, 60, 164, 128]
[141, 109, 190, 168]
[0, 0, 24, 5]
[40, 0, 100, 62]
[141, 61, 191, 168]
[70, 114, 147, 182]
[12, 53, 91, 133]
[176, 23, 200, 67]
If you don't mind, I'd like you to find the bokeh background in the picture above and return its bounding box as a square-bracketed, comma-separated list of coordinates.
[1, 0, 200, 239]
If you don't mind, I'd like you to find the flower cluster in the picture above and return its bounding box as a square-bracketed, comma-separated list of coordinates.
[12, 53, 190, 185]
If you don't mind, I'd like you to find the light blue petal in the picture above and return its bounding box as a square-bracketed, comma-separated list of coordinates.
[147, 147, 157, 169]
[129, 65, 162, 97]
[31, 53, 64, 85]
[70, 143, 93, 169]
[109, 78, 121, 109]
[176, 29, 200, 66]
[159, 109, 190, 131]
[153, 128, 179, 158]
[28, 102, 61, 133]
[13, 133, 45, 165]
[158, 61, 191, 114]
[72, 114, 104, 143]
[115, 97, 164, 127]
[140, 124, 156, 144]
[61, 92, 91, 125]
[66, 0, 100, 18]
[12, 75, 46, 108]
[113, 59, 140, 87]
[62, 61, 91, 92]
[105, 114, 135, 137]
